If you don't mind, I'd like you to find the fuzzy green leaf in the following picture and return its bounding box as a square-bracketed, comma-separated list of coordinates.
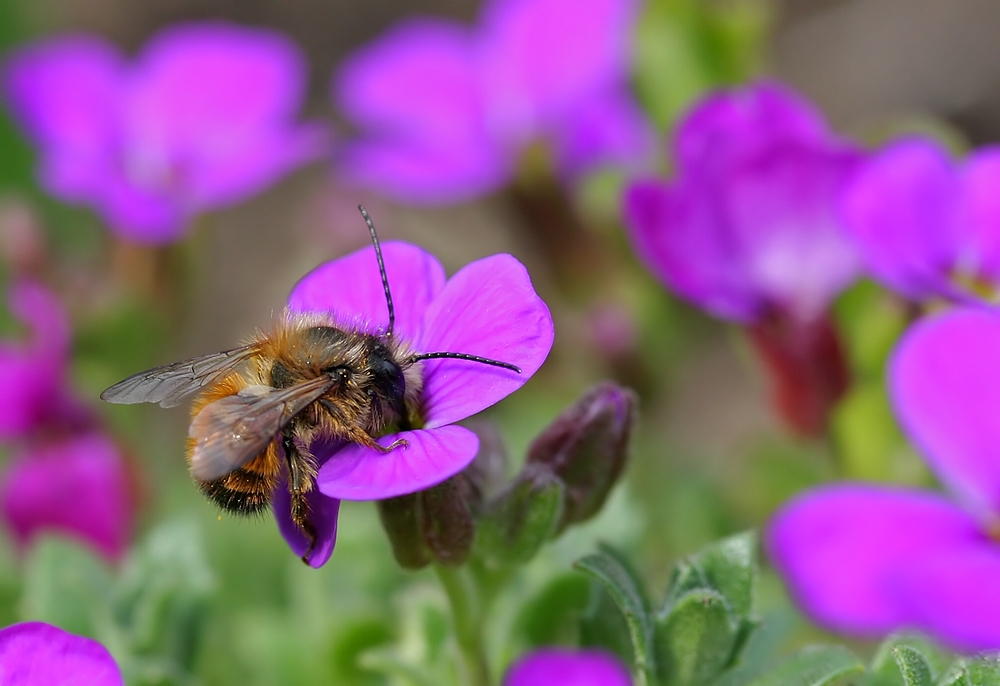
[654, 588, 739, 686]
[747, 645, 864, 686]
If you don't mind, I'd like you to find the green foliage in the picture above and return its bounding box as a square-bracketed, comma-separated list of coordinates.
[747, 645, 864, 686]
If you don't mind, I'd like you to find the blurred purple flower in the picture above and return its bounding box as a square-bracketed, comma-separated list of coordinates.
[275, 241, 553, 566]
[624, 82, 862, 436]
[503, 648, 632, 686]
[0, 280, 134, 561]
[0, 281, 70, 439]
[1, 432, 132, 560]
[2, 23, 326, 244]
[0, 622, 123, 685]
[769, 307, 1000, 651]
[624, 81, 862, 324]
[332, 0, 652, 203]
[841, 137, 1000, 304]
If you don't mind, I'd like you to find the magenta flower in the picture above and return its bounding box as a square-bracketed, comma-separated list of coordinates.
[0, 621, 122, 685]
[0, 281, 70, 439]
[624, 81, 862, 324]
[275, 241, 553, 566]
[332, 0, 652, 203]
[841, 137, 1000, 304]
[2, 22, 326, 244]
[0, 280, 134, 561]
[503, 648, 631, 686]
[1, 432, 132, 560]
[768, 307, 1000, 651]
[623, 82, 862, 436]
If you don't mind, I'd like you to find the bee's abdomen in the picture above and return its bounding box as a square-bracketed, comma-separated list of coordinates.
[199, 468, 273, 516]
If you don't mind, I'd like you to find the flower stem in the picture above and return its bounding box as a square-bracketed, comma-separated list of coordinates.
[435, 564, 492, 686]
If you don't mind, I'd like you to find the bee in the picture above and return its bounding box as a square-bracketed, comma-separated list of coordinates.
[101, 207, 519, 564]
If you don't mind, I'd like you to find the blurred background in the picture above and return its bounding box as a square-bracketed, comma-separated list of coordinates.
[0, 0, 994, 683]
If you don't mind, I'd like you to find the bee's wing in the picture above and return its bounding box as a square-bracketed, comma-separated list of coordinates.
[100, 345, 260, 408]
[187, 377, 335, 481]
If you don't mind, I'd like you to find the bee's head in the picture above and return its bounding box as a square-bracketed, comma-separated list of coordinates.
[368, 343, 407, 426]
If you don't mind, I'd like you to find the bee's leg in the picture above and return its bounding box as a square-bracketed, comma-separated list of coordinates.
[319, 399, 411, 453]
[282, 433, 318, 565]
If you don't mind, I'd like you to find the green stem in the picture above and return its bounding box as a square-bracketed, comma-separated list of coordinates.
[435, 564, 492, 686]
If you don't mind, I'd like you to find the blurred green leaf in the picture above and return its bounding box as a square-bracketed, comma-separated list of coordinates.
[329, 618, 394, 686]
[870, 635, 951, 686]
[747, 645, 864, 686]
[891, 646, 935, 686]
[833, 384, 905, 482]
[654, 588, 739, 686]
[574, 545, 654, 682]
[580, 579, 636, 669]
[358, 647, 441, 686]
[515, 572, 591, 647]
[939, 657, 1000, 686]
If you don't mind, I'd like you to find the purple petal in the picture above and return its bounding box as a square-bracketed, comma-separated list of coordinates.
[0, 281, 70, 438]
[723, 141, 862, 320]
[623, 180, 761, 322]
[504, 648, 632, 686]
[553, 87, 656, 179]
[0, 622, 123, 685]
[767, 484, 984, 636]
[317, 426, 479, 500]
[288, 241, 446, 342]
[413, 254, 554, 427]
[333, 20, 509, 202]
[335, 138, 512, 205]
[0, 433, 132, 561]
[840, 138, 967, 302]
[674, 80, 831, 173]
[954, 146, 1000, 283]
[893, 545, 1000, 652]
[889, 307, 1000, 517]
[90, 171, 185, 245]
[479, 0, 637, 135]
[273, 483, 340, 568]
[1, 36, 122, 202]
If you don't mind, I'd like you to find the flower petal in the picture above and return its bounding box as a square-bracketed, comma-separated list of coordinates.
[480, 0, 637, 134]
[623, 180, 761, 322]
[0, 622, 123, 685]
[767, 484, 984, 636]
[840, 138, 966, 302]
[288, 241, 446, 342]
[723, 141, 862, 320]
[414, 254, 553, 427]
[890, 307, 1000, 516]
[674, 80, 830, 173]
[504, 647, 632, 686]
[1, 35, 121, 200]
[893, 545, 1000, 652]
[317, 426, 479, 500]
[0, 433, 133, 561]
[954, 146, 1000, 283]
[333, 20, 509, 202]
[552, 87, 656, 179]
[273, 483, 340, 568]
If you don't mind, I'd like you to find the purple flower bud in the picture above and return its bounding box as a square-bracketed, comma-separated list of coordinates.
[504, 647, 631, 686]
[527, 382, 636, 531]
[377, 475, 475, 569]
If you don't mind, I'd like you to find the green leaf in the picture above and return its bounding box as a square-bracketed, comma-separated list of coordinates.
[580, 580, 636, 669]
[20, 537, 115, 639]
[329, 618, 394, 686]
[747, 645, 864, 686]
[515, 573, 591, 647]
[940, 658, 1000, 686]
[574, 546, 654, 683]
[689, 530, 756, 619]
[474, 465, 565, 568]
[892, 646, 935, 686]
[358, 648, 441, 686]
[654, 588, 739, 686]
[870, 634, 951, 686]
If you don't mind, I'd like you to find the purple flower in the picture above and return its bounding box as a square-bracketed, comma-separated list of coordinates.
[624, 81, 862, 324]
[0, 621, 123, 685]
[503, 648, 632, 686]
[332, 0, 652, 203]
[841, 137, 1000, 304]
[1, 432, 133, 560]
[623, 82, 862, 436]
[275, 241, 553, 567]
[2, 23, 326, 244]
[0, 280, 70, 439]
[768, 307, 1000, 651]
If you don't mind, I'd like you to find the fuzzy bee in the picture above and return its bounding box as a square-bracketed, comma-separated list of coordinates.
[101, 207, 519, 563]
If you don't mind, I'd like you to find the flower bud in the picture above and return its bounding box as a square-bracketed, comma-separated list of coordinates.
[526, 382, 637, 532]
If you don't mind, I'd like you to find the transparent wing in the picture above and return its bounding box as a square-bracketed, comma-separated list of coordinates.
[187, 377, 335, 481]
[100, 346, 260, 408]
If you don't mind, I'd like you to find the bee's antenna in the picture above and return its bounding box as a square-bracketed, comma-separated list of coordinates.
[359, 205, 395, 338]
[407, 352, 521, 374]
